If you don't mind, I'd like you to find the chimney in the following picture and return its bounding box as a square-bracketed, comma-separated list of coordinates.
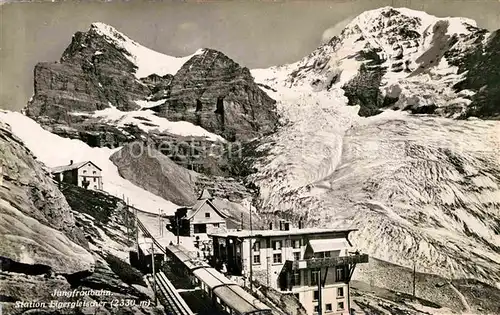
[70, 160, 73, 165]
[284, 221, 290, 231]
[279, 219, 285, 231]
[298, 220, 304, 229]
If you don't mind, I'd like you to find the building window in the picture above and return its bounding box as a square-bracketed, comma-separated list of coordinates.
[273, 240, 281, 250]
[93, 178, 97, 182]
[313, 290, 319, 301]
[337, 287, 344, 297]
[93, 171, 96, 174]
[311, 269, 320, 285]
[336, 267, 346, 282]
[337, 302, 345, 310]
[293, 240, 300, 249]
[314, 305, 319, 314]
[273, 253, 282, 264]
[293, 252, 301, 261]
[325, 303, 332, 312]
[214, 223, 219, 228]
[93, 185, 97, 189]
[293, 271, 300, 286]
[253, 254, 261, 264]
[205, 212, 210, 218]
[253, 241, 260, 251]
[83, 170, 87, 174]
[324, 251, 331, 258]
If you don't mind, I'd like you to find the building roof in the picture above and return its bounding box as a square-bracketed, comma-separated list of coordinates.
[179, 188, 228, 220]
[308, 238, 351, 252]
[209, 227, 358, 239]
[198, 188, 212, 200]
[51, 160, 102, 173]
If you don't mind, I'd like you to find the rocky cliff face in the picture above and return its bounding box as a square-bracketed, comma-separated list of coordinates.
[159, 48, 278, 141]
[449, 29, 500, 118]
[0, 122, 162, 314]
[0, 120, 92, 274]
[24, 24, 278, 148]
[24, 24, 154, 148]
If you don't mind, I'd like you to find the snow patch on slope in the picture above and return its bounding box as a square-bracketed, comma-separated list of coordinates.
[95, 105, 225, 141]
[91, 22, 204, 78]
[0, 111, 179, 215]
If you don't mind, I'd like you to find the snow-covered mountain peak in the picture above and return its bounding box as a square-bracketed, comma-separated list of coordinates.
[88, 22, 204, 78]
[346, 6, 478, 38]
[257, 6, 493, 118]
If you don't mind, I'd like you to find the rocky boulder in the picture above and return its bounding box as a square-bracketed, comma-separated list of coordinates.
[159, 49, 278, 141]
[110, 142, 198, 206]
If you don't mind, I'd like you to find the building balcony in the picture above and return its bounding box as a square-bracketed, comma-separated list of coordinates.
[290, 254, 369, 270]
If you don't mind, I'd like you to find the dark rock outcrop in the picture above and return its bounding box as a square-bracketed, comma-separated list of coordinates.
[159, 49, 278, 141]
[24, 24, 152, 147]
[140, 74, 173, 102]
[342, 63, 386, 117]
[447, 30, 500, 119]
[26, 26, 150, 120]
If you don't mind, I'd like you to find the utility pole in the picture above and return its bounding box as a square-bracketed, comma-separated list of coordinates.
[134, 204, 139, 256]
[241, 213, 244, 230]
[249, 202, 253, 292]
[158, 208, 161, 237]
[176, 215, 180, 245]
[317, 269, 323, 315]
[412, 260, 416, 299]
[126, 202, 130, 242]
[151, 241, 157, 306]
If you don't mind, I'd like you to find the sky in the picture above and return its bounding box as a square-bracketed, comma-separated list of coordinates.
[1, 0, 500, 111]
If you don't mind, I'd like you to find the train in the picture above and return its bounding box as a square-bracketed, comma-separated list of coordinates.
[166, 245, 272, 315]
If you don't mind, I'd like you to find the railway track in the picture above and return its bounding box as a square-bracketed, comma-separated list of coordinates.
[136, 216, 168, 254]
[153, 271, 194, 315]
[136, 215, 194, 315]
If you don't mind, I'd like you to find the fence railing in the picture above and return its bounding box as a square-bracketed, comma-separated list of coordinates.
[291, 254, 369, 269]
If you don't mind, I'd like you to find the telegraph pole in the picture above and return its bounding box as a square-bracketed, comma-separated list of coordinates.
[158, 208, 161, 237]
[249, 202, 253, 292]
[151, 241, 157, 306]
[412, 260, 416, 299]
[134, 203, 139, 256]
[176, 215, 180, 245]
[318, 269, 323, 315]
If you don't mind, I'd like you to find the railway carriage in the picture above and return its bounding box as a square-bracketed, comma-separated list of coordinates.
[166, 245, 272, 315]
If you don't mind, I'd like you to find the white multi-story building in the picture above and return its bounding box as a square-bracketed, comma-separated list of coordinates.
[209, 221, 368, 315]
[51, 160, 103, 191]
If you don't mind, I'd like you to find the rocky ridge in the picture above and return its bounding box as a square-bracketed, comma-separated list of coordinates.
[24, 23, 279, 149]
[158, 48, 278, 141]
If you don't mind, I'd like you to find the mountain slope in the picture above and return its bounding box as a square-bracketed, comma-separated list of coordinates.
[0, 110, 178, 215]
[0, 120, 93, 274]
[250, 7, 500, 289]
